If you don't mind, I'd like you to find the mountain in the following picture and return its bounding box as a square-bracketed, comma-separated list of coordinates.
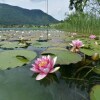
[0, 3, 59, 25]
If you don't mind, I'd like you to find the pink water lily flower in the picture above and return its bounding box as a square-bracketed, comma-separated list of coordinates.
[70, 39, 84, 49]
[30, 55, 60, 80]
[89, 35, 96, 39]
[70, 39, 84, 52]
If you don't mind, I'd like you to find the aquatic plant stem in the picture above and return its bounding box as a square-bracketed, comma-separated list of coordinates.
[82, 67, 95, 79]
[62, 76, 88, 82]
[74, 66, 92, 77]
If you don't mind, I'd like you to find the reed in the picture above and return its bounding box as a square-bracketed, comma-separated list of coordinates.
[55, 13, 100, 35]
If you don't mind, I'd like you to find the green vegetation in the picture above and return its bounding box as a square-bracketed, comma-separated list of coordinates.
[55, 0, 100, 35]
[55, 13, 100, 34]
[0, 50, 37, 70]
[69, 0, 88, 12]
[90, 85, 100, 100]
[0, 3, 58, 26]
[69, 0, 100, 13]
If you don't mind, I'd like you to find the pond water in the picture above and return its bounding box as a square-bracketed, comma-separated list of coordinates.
[0, 29, 100, 100]
[0, 62, 89, 100]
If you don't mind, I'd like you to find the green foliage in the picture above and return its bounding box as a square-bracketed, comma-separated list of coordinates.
[90, 85, 100, 100]
[93, 66, 100, 74]
[81, 48, 100, 57]
[42, 47, 82, 65]
[32, 42, 51, 48]
[81, 39, 100, 56]
[0, 50, 37, 70]
[55, 13, 100, 35]
[69, 0, 88, 12]
[0, 41, 27, 49]
[92, 57, 100, 74]
[0, 3, 58, 25]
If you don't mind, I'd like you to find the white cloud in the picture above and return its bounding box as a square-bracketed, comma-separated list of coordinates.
[30, 0, 45, 2]
[0, 0, 70, 20]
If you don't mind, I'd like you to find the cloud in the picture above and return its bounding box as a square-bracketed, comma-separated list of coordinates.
[0, 0, 69, 20]
[0, 0, 5, 2]
[30, 0, 45, 2]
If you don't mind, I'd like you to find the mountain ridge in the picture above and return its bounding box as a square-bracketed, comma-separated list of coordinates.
[0, 3, 59, 25]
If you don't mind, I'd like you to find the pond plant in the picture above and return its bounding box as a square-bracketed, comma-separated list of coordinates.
[69, 39, 84, 52]
[30, 55, 60, 80]
[0, 30, 100, 100]
[89, 35, 96, 39]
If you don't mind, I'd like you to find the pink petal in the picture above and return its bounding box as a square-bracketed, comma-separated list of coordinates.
[39, 66, 50, 73]
[47, 55, 52, 61]
[42, 56, 46, 59]
[30, 67, 40, 73]
[50, 67, 60, 73]
[32, 64, 36, 67]
[47, 63, 52, 68]
[53, 56, 57, 66]
[69, 43, 73, 46]
[36, 73, 47, 80]
[43, 68, 50, 73]
[37, 58, 42, 62]
[34, 60, 39, 65]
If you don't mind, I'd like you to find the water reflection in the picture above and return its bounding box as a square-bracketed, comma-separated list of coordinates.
[0, 63, 89, 100]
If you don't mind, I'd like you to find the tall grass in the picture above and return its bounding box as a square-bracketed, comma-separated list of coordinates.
[55, 13, 100, 35]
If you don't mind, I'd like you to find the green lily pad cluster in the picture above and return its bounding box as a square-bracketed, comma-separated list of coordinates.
[80, 39, 100, 57]
[42, 47, 82, 65]
[32, 42, 51, 48]
[0, 50, 37, 70]
[0, 41, 28, 49]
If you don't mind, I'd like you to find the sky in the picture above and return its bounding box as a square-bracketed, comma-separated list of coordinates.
[0, 0, 70, 20]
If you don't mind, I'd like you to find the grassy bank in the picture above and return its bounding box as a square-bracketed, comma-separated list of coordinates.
[55, 13, 100, 35]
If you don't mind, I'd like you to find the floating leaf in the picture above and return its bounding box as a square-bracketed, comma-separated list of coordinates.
[32, 42, 51, 48]
[90, 85, 100, 100]
[0, 41, 27, 49]
[0, 50, 37, 70]
[81, 48, 100, 57]
[42, 48, 82, 65]
[16, 55, 29, 62]
[93, 65, 100, 74]
[93, 68, 100, 74]
[81, 39, 100, 57]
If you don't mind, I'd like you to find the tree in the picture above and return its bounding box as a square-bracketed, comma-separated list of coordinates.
[69, 0, 89, 13]
[86, 0, 100, 15]
[69, 0, 100, 14]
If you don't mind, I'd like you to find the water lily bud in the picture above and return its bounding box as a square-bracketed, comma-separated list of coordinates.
[91, 53, 99, 61]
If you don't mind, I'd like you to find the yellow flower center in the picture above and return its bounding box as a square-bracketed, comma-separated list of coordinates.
[39, 61, 47, 67]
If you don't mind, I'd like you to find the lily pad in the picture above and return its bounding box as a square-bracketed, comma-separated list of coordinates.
[32, 42, 51, 48]
[93, 65, 100, 74]
[0, 41, 27, 49]
[90, 85, 100, 100]
[0, 50, 37, 70]
[82, 38, 100, 49]
[80, 48, 100, 57]
[42, 48, 82, 65]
